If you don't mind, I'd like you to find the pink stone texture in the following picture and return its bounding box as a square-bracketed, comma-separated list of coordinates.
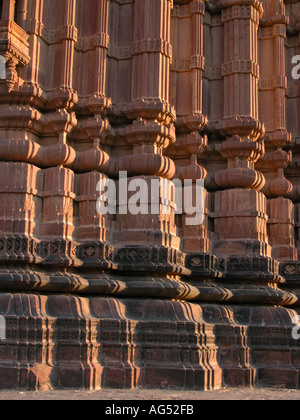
[0, 0, 299, 391]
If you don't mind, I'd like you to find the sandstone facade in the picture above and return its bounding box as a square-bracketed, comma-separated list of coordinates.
[0, 0, 300, 390]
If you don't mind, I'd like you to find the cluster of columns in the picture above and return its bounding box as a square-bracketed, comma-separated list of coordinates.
[1, 0, 300, 392]
[0, 0, 299, 293]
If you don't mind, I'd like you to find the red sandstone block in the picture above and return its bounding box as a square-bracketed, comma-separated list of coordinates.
[223, 368, 255, 388]
[257, 368, 300, 389]
[103, 366, 137, 389]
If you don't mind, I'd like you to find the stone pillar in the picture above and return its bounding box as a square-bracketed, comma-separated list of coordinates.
[285, 0, 300, 281]
[170, 0, 207, 127]
[60, 0, 76, 92]
[40, 165, 76, 266]
[0, 0, 29, 92]
[82, 0, 111, 114]
[180, 133, 208, 254]
[0, 162, 42, 264]
[1, 0, 16, 21]
[169, 1, 219, 278]
[258, 0, 298, 284]
[14, 0, 27, 27]
[21, 0, 42, 89]
[95, 0, 109, 99]
[190, 0, 205, 117]
[39, 109, 77, 266]
[48, 0, 78, 109]
[214, 0, 281, 284]
[130, 0, 173, 108]
[76, 171, 112, 269]
[71, 1, 112, 269]
[111, 0, 185, 274]
[160, 0, 209, 266]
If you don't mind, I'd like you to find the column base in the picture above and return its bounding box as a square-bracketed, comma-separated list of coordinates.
[216, 253, 284, 284]
[0, 293, 299, 390]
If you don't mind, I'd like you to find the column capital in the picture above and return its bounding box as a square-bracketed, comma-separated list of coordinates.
[260, 0, 288, 27]
[219, 0, 263, 19]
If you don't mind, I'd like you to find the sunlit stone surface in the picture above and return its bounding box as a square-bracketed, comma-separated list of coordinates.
[0, 0, 299, 390]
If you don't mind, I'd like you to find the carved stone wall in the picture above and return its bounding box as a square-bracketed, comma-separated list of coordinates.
[0, 0, 300, 390]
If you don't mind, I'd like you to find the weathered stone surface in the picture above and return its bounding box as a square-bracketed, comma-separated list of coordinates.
[0, 0, 299, 391]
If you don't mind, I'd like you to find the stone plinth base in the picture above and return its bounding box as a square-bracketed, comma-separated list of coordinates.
[0, 290, 299, 391]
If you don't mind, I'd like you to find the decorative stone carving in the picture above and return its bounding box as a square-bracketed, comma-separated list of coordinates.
[0, 0, 299, 392]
